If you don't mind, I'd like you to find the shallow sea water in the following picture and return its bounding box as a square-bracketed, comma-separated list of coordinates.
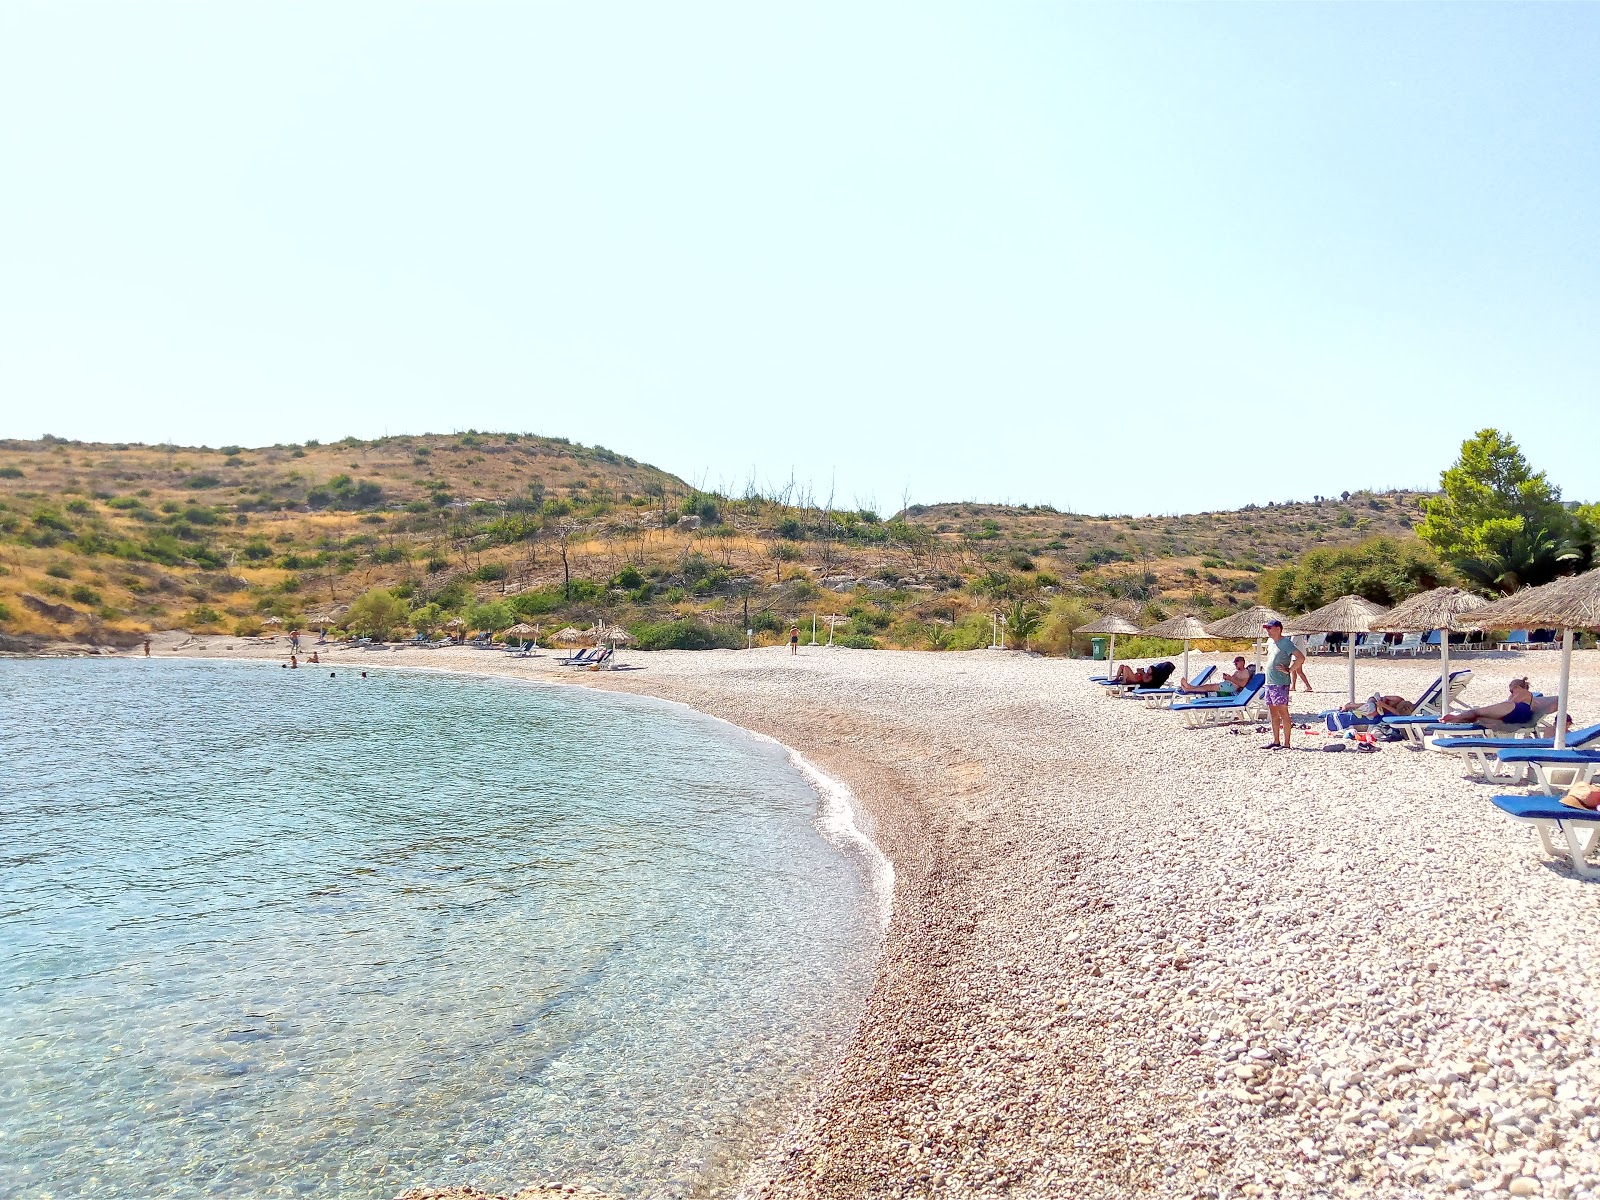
[0, 658, 879, 1198]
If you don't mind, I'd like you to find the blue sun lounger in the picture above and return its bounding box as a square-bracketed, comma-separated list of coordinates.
[1430, 722, 1600, 782]
[1490, 793, 1600, 878]
[1488, 748, 1600, 795]
[1172, 674, 1266, 728]
[1136, 665, 1216, 708]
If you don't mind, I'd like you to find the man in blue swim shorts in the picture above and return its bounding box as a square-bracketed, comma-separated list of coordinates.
[1263, 619, 1305, 750]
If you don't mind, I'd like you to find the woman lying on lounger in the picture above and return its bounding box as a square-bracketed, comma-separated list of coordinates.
[1441, 677, 1535, 725]
[1181, 657, 1253, 695]
[1107, 661, 1176, 689]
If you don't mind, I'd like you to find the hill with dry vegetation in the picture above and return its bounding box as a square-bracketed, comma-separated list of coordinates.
[0, 431, 1433, 653]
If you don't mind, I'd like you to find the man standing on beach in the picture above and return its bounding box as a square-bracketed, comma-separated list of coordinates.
[1263, 619, 1303, 750]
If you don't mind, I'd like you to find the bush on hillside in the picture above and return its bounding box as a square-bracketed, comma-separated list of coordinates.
[631, 619, 744, 651]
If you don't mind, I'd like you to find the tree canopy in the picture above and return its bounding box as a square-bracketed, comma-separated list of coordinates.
[1262, 536, 1452, 613]
[1417, 429, 1583, 594]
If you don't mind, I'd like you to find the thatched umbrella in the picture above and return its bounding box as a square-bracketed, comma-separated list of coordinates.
[551, 626, 587, 645]
[1205, 605, 1288, 678]
[1141, 614, 1220, 684]
[1372, 587, 1491, 715]
[1078, 613, 1142, 679]
[262, 615, 285, 628]
[1288, 594, 1391, 706]
[595, 625, 634, 644]
[503, 622, 539, 647]
[1457, 568, 1600, 748]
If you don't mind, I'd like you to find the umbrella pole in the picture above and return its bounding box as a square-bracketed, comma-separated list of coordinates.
[1439, 629, 1451, 716]
[1183, 639, 1190, 684]
[1347, 635, 1357, 707]
[1108, 633, 1116, 680]
[1556, 627, 1573, 750]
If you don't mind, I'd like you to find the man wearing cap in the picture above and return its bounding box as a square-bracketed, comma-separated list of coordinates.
[1263, 619, 1304, 750]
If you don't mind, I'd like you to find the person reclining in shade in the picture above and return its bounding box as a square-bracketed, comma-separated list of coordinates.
[1180, 656, 1253, 696]
[1107, 661, 1176, 689]
[1340, 692, 1415, 717]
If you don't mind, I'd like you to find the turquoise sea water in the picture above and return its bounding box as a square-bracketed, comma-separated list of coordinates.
[0, 658, 880, 1198]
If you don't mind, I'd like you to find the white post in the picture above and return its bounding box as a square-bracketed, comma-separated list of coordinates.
[1182, 639, 1190, 684]
[1556, 627, 1574, 750]
[1108, 632, 1117, 679]
[810, 613, 818, 645]
[1439, 628, 1451, 716]
[1000, 616, 1007, 650]
[991, 613, 998, 649]
[1347, 633, 1357, 707]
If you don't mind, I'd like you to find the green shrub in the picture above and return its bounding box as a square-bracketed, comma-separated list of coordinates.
[474, 562, 508, 583]
[836, 632, 879, 649]
[186, 474, 221, 489]
[347, 588, 410, 640]
[46, 562, 73, 579]
[0, 600, 12, 622]
[0, 466, 23, 478]
[509, 588, 562, 616]
[183, 605, 224, 630]
[464, 600, 515, 632]
[70, 585, 101, 605]
[631, 619, 744, 650]
[107, 496, 143, 510]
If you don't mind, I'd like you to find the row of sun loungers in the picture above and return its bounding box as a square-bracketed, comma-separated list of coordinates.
[1096, 657, 1600, 875]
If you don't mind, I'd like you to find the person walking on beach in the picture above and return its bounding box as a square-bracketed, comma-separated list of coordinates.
[142, 637, 151, 657]
[1289, 639, 1314, 693]
[790, 625, 800, 655]
[1263, 619, 1303, 750]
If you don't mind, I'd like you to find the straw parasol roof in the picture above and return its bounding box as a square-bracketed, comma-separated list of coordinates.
[1455, 568, 1600, 633]
[1287, 594, 1390, 634]
[262, 616, 285, 627]
[1204, 605, 1287, 639]
[503, 622, 538, 637]
[443, 617, 466, 629]
[596, 626, 634, 644]
[551, 626, 587, 644]
[1141, 614, 1217, 640]
[1077, 614, 1142, 636]
[1372, 587, 1490, 633]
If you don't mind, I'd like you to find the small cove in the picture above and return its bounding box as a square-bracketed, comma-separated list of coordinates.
[0, 657, 880, 1198]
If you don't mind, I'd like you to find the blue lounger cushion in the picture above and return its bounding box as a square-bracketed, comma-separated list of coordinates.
[1491, 794, 1600, 823]
[1494, 748, 1600, 765]
[1433, 723, 1600, 754]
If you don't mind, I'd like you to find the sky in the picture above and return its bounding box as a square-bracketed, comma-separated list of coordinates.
[1, 3, 1596, 515]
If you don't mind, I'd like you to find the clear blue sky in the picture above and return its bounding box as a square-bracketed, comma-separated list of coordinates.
[2, 3, 1595, 515]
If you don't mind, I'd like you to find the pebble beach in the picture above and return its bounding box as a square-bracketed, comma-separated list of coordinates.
[136, 634, 1600, 1199]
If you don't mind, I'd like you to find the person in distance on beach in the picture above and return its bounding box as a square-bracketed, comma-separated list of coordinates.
[1289, 637, 1314, 692]
[1107, 661, 1175, 688]
[142, 638, 151, 657]
[1181, 656, 1251, 695]
[1262, 620, 1304, 750]
[289, 654, 299, 669]
[790, 625, 799, 655]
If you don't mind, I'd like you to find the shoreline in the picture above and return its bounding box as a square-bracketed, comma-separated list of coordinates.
[27, 636, 1600, 1199]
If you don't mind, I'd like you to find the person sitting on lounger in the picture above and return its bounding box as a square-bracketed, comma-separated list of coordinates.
[1340, 693, 1415, 717]
[1182, 656, 1252, 695]
[1442, 677, 1535, 725]
[1108, 661, 1175, 689]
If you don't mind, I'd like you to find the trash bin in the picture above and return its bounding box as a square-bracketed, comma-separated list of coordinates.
[1092, 637, 1107, 661]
